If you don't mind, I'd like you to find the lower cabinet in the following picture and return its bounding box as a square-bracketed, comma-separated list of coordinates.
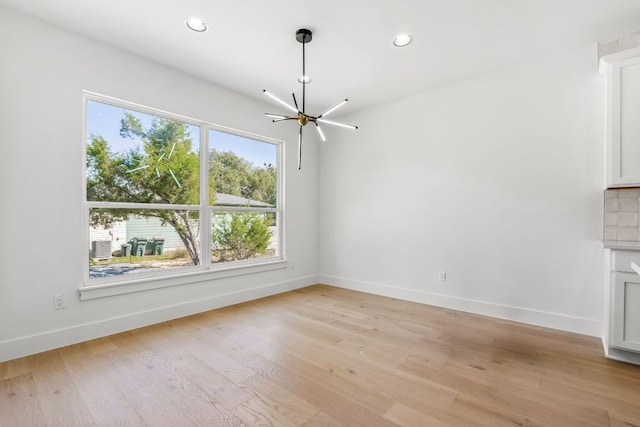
[603, 247, 640, 365]
[611, 273, 640, 352]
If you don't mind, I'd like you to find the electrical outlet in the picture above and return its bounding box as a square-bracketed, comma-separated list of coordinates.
[290, 261, 296, 270]
[439, 271, 447, 282]
[53, 294, 65, 310]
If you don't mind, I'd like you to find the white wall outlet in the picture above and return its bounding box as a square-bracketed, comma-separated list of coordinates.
[439, 271, 447, 282]
[290, 261, 296, 270]
[53, 294, 66, 310]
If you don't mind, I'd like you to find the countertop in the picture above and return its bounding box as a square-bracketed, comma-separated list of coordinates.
[602, 240, 640, 250]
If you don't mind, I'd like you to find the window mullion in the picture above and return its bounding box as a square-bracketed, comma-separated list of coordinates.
[86, 201, 199, 210]
[200, 126, 211, 268]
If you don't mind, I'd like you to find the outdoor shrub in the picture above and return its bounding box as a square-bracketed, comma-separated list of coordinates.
[212, 213, 271, 261]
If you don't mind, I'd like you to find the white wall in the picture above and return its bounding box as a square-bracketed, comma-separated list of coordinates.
[0, 7, 319, 362]
[318, 45, 605, 336]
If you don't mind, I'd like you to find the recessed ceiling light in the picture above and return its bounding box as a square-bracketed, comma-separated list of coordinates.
[393, 34, 412, 47]
[186, 17, 208, 32]
[298, 75, 312, 84]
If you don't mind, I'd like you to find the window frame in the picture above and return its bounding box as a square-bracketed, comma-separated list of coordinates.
[81, 92, 286, 299]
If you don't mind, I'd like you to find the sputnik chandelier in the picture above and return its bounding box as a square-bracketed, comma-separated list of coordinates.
[264, 28, 357, 170]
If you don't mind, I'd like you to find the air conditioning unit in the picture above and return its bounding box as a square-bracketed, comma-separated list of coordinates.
[91, 240, 112, 260]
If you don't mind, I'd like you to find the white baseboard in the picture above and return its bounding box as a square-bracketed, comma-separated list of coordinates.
[604, 346, 640, 365]
[319, 275, 602, 337]
[602, 335, 640, 365]
[0, 275, 317, 363]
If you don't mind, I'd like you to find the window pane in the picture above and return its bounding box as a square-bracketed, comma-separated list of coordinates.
[211, 211, 277, 263]
[86, 100, 200, 204]
[209, 130, 277, 207]
[88, 208, 201, 279]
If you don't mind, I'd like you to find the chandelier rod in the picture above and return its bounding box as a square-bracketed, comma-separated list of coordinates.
[302, 35, 306, 113]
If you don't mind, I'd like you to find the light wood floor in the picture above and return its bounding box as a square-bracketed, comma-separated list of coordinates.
[2, 285, 640, 426]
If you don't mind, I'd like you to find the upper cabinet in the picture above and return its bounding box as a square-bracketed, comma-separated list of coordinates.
[601, 47, 640, 188]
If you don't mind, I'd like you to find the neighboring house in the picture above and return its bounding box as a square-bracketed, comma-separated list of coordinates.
[213, 193, 272, 208]
[89, 193, 274, 255]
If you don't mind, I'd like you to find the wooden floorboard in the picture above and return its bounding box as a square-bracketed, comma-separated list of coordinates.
[2, 284, 640, 426]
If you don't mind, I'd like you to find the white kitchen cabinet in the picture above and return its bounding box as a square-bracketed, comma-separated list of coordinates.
[601, 48, 640, 187]
[602, 244, 640, 364]
[611, 273, 640, 352]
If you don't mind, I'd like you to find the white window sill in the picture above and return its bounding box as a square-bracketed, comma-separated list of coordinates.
[79, 258, 288, 300]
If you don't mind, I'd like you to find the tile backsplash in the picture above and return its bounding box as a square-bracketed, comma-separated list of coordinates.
[604, 189, 640, 241]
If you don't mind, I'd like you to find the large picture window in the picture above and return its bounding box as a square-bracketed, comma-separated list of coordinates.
[84, 93, 282, 288]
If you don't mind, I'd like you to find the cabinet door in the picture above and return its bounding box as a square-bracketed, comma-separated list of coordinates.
[612, 273, 640, 352]
[602, 50, 640, 187]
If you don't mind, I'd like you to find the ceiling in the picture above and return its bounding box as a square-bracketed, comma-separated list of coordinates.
[3, 0, 640, 116]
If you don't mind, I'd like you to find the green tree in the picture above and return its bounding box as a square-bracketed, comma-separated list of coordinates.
[87, 113, 209, 265]
[247, 163, 277, 206]
[209, 149, 277, 206]
[209, 149, 251, 197]
[211, 213, 272, 261]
